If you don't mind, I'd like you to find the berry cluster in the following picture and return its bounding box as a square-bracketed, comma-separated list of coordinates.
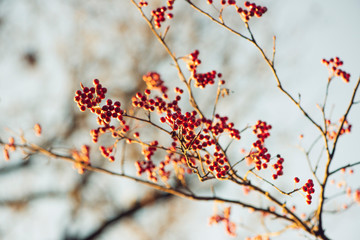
[354, 189, 360, 204]
[132, 91, 156, 112]
[135, 140, 160, 182]
[132, 87, 181, 114]
[150, 1, 175, 28]
[207, 0, 236, 5]
[252, 120, 271, 141]
[129, 136, 174, 181]
[74, 79, 107, 112]
[143, 72, 168, 93]
[134, 140, 178, 182]
[249, 140, 269, 171]
[128, 80, 211, 180]
[162, 110, 240, 156]
[237, 1, 268, 22]
[168, 111, 203, 148]
[2, 123, 42, 162]
[206, 148, 231, 179]
[249, 121, 272, 171]
[301, 179, 315, 205]
[72, 145, 91, 174]
[142, 140, 158, 161]
[204, 114, 241, 140]
[74, 79, 129, 144]
[139, 0, 148, 7]
[3, 137, 15, 161]
[272, 154, 284, 180]
[98, 99, 123, 124]
[91, 125, 115, 143]
[158, 160, 171, 181]
[132, 77, 240, 179]
[245, 235, 269, 240]
[321, 57, 351, 82]
[163, 111, 235, 179]
[136, 158, 157, 182]
[209, 207, 236, 237]
[100, 145, 115, 162]
[166, 153, 194, 178]
[34, 123, 42, 136]
[185, 50, 224, 88]
[325, 117, 352, 141]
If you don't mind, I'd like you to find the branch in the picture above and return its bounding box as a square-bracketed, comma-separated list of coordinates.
[0, 191, 66, 208]
[186, 0, 251, 41]
[317, 77, 360, 232]
[4, 142, 297, 226]
[330, 76, 360, 158]
[65, 192, 173, 240]
[329, 161, 360, 176]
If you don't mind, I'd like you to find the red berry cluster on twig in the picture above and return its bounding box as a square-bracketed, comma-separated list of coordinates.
[209, 207, 236, 236]
[205, 114, 241, 140]
[151, 1, 175, 28]
[132, 91, 156, 112]
[136, 158, 157, 182]
[74, 79, 129, 144]
[249, 121, 272, 171]
[158, 160, 171, 180]
[210, 0, 237, 5]
[132, 86, 181, 115]
[135, 140, 160, 182]
[131, 74, 240, 180]
[237, 1, 267, 22]
[74, 79, 106, 112]
[135, 140, 176, 182]
[143, 140, 158, 161]
[139, 0, 148, 7]
[253, 120, 271, 142]
[302, 179, 315, 205]
[185, 50, 224, 88]
[100, 145, 115, 162]
[321, 57, 350, 82]
[130, 86, 197, 182]
[272, 154, 284, 180]
[207, 152, 230, 179]
[163, 111, 238, 178]
[143, 72, 168, 93]
[72, 145, 91, 174]
[99, 99, 123, 124]
[34, 123, 42, 136]
[354, 189, 360, 204]
[3, 137, 15, 161]
[167, 153, 194, 176]
[325, 117, 352, 141]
